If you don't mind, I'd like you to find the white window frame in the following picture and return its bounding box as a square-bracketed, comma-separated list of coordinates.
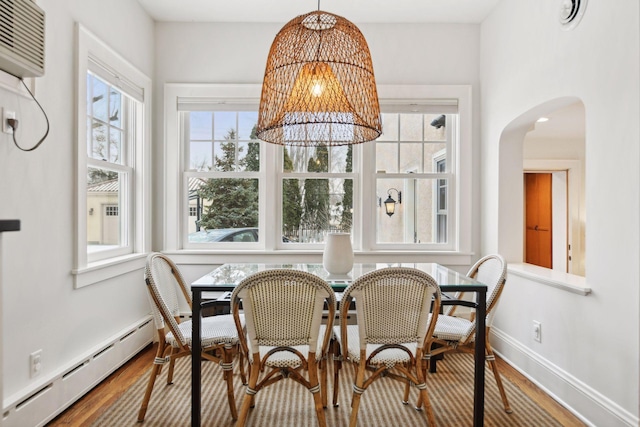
[73, 24, 151, 288]
[276, 145, 360, 250]
[164, 84, 472, 256]
[361, 85, 472, 254]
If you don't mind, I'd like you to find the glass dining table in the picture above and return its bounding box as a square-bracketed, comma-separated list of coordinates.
[190, 263, 488, 427]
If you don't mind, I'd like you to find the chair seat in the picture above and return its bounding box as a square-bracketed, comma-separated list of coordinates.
[334, 325, 418, 366]
[432, 314, 474, 342]
[167, 314, 244, 349]
[250, 325, 326, 368]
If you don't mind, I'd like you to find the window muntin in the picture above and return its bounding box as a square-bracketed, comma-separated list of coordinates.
[374, 113, 456, 248]
[168, 85, 469, 254]
[184, 111, 262, 246]
[85, 73, 137, 260]
[281, 145, 355, 245]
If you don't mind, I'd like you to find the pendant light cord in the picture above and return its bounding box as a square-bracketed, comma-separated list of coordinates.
[10, 78, 50, 152]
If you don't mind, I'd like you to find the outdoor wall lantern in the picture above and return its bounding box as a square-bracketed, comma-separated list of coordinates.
[382, 188, 402, 217]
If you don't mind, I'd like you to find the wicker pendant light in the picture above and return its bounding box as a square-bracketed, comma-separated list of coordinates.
[256, 10, 382, 146]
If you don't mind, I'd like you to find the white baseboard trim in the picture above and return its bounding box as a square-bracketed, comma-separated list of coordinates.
[491, 328, 639, 427]
[2, 316, 154, 427]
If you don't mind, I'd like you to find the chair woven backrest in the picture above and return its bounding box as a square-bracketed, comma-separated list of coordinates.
[144, 253, 192, 345]
[467, 254, 507, 329]
[231, 269, 336, 351]
[344, 267, 441, 347]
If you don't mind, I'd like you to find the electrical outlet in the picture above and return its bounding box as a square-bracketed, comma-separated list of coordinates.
[2, 108, 16, 134]
[30, 350, 42, 378]
[532, 321, 542, 343]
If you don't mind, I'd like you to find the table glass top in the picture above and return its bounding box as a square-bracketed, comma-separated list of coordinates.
[191, 263, 483, 292]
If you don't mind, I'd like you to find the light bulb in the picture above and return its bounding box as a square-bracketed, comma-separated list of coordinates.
[311, 82, 323, 97]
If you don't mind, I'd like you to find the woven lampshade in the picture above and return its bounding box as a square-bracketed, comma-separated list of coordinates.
[256, 10, 382, 146]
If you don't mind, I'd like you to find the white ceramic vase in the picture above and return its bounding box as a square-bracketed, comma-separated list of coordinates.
[322, 233, 354, 275]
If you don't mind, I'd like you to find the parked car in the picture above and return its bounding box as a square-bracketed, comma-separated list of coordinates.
[189, 227, 296, 243]
[189, 227, 258, 243]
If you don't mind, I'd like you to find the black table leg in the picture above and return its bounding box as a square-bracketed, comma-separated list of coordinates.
[192, 290, 202, 427]
[473, 289, 486, 427]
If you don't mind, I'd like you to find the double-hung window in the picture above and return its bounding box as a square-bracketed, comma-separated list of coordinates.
[166, 84, 471, 256]
[279, 144, 357, 247]
[74, 25, 151, 287]
[372, 108, 457, 250]
[182, 109, 263, 248]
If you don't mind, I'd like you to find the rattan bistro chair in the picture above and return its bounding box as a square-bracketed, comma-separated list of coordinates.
[137, 253, 244, 422]
[427, 254, 512, 413]
[333, 267, 441, 427]
[231, 269, 336, 427]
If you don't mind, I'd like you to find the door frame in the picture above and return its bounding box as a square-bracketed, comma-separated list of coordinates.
[523, 159, 583, 275]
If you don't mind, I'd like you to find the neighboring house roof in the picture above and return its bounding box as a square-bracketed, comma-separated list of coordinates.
[87, 177, 206, 193]
[87, 179, 118, 192]
[188, 177, 207, 192]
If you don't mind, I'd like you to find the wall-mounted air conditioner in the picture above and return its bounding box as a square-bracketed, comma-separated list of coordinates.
[0, 0, 45, 78]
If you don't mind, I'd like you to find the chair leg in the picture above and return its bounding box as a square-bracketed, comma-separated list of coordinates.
[309, 353, 328, 427]
[415, 362, 437, 426]
[320, 355, 328, 408]
[236, 353, 261, 427]
[222, 347, 239, 420]
[486, 340, 512, 413]
[137, 342, 169, 422]
[349, 355, 367, 427]
[237, 346, 247, 385]
[166, 347, 177, 384]
[332, 339, 342, 407]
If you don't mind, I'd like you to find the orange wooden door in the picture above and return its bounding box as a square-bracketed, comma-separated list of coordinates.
[525, 173, 553, 268]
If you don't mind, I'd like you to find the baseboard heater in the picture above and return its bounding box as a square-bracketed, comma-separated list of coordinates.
[2, 316, 153, 427]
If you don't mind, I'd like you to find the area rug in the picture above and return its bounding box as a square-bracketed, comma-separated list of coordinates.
[92, 353, 561, 426]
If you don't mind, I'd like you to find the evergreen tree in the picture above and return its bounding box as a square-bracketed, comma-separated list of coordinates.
[282, 148, 302, 238]
[197, 129, 258, 229]
[339, 145, 353, 230]
[301, 144, 330, 233]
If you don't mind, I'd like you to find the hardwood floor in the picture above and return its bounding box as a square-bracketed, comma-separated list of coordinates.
[46, 343, 585, 426]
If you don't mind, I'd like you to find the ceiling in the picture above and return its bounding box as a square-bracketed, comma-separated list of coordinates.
[135, 0, 502, 24]
[527, 102, 586, 140]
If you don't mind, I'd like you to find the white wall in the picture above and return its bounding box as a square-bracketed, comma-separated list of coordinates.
[152, 22, 482, 257]
[480, 1, 639, 425]
[0, 0, 154, 420]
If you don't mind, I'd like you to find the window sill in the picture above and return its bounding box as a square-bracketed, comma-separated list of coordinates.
[72, 253, 147, 289]
[508, 263, 591, 295]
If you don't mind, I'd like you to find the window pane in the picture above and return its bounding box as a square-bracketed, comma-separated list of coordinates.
[282, 145, 331, 173]
[109, 88, 121, 127]
[399, 142, 422, 173]
[109, 128, 122, 163]
[282, 178, 352, 243]
[376, 178, 448, 244]
[91, 76, 108, 122]
[237, 142, 261, 172]
[399, 114, 422, 141]
[90, 120, 108, 160]
[378, 113, 398, 141]
[375, 143, 398, 173]
[214, 111, 236, 140]
[214, 141, 238, 172]
[190, 178, 259, 243]
[283, 146, 305, 172]
[87, 167, 122, 251]
[190, 112, 212, 140]
[330, 145, 352, 173]
[424, 114, 446, 141]
[423, 144, 447, 172]
[238, 111, 258, 140]
[190, 140, 213, 170]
